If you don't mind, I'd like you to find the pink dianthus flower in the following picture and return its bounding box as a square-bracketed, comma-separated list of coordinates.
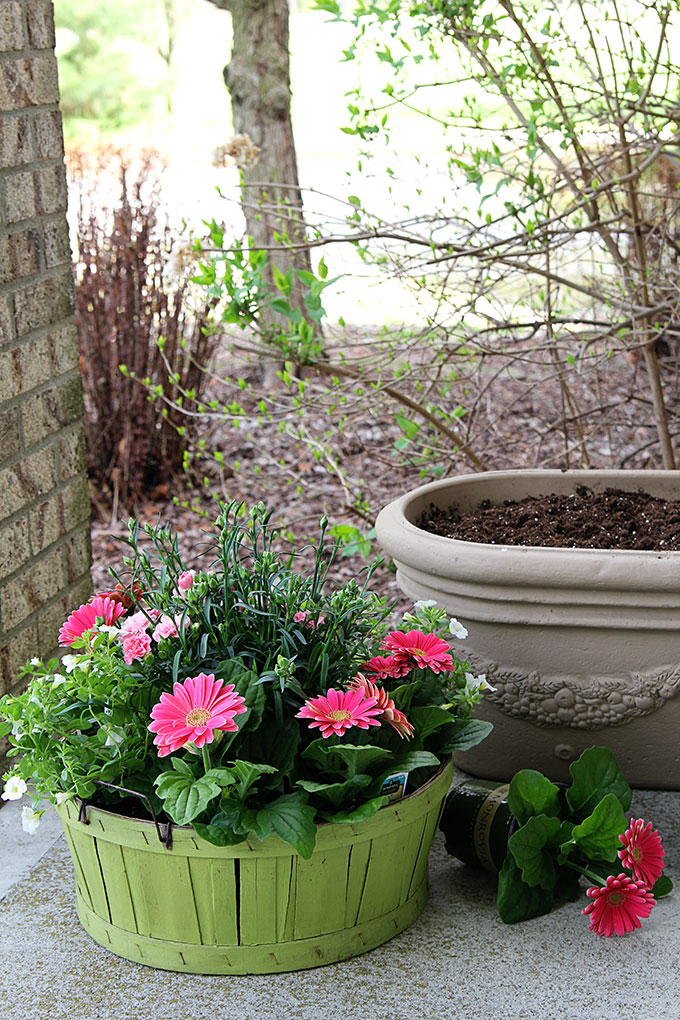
[122, 631, 152, 664]
[152, 613, 186, 643]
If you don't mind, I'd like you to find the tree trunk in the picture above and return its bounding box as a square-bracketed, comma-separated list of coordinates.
[208, 0, 312, 384]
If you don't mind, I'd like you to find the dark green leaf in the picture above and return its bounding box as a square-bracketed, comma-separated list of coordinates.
[296, 773, 372, 807]
[566, 746, 632, 819]
[438, 718, 494, 753]
[652, 874, 673, 899]
[508, 770, 561, 825]
[193, 820, 247, 848]
[154, 772, 222, 825]
[323, 795, 389, 824]
[497, 854, 554, 924]
[571, 793, 629, 861]
[255, 792, 318, 859]
[409, 705, 456, 740]
[508, 814, 562, 889]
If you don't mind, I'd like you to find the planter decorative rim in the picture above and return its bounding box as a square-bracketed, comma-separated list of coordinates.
[376, 469, 680, 595]
[56, 758, 453, 974]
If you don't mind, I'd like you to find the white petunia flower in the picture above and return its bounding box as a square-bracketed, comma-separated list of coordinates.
[98, 624, 119, 635]
[414, 599, 438, 611]
[55, 792, 72, 805]
[102, 726, 124, 747]
[51, 674, 67, 687]
[1, 776, 27, 801]
[61, 655, 78, 673]
[21, 805, 42, 835]
[11, 719, 25, 739]
[464, 671, 496, 694]
[29, 657, 41, 667]
[449, 618, 469, 640]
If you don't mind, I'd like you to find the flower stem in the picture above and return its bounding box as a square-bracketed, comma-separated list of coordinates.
[202, 745, 212, 773]
[564, 859, 606, 886]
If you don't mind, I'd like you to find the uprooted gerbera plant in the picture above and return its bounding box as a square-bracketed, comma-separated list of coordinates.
[497, 746, 673, 937]
[0, 502, 492, 858]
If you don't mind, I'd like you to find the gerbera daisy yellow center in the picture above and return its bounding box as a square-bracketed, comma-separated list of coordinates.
[631, 847, 641, 860]
[329, 709, 352, 721]
[185, 707, 211, 726]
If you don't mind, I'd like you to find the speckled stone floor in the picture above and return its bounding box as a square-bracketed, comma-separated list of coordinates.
[1, 781, 678, 1020]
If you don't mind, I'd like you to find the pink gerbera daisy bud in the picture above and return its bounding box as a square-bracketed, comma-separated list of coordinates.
[58, 596, 126, 646]
[582, 874, 656, 937]
[348, 674, 415, 739]
[618, 819, 666, 888]
[362, 654, 412, 679]
[148, 673, 247, 757]
[296, 687, 383, 739]
[380, 630, 454, 674]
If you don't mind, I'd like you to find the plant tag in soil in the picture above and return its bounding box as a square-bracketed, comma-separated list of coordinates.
[382, 772, 409, 803]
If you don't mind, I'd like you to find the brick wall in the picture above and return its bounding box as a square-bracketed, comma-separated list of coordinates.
[0, 0, 92, 707]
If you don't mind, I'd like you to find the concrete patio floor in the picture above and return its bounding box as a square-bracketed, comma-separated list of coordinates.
[1, 774, 678, 1020]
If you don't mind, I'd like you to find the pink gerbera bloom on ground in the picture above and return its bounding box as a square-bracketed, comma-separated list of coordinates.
[381, 630, 454, 673]
[296, 687, 382, 738]
[618, 819, 666, 888]
[58, 596, 125, 646]
[362, 654, 412, 679]
[148, 673, 247, 757]
[349, 674, 415, 739]
[582, 875, 656, 937]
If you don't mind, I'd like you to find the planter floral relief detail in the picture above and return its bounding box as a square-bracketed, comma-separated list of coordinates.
[0, 503, 491, 973]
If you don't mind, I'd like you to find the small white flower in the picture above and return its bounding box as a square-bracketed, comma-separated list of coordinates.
[21, 805, 42, 835]
[464, 671, 496, 694]
[55, 792, 72, 805]
[51, 673, 67, 687]
[98, 624, 119, 635]
[29, 657, 41, 667]
[1, 776, 27, 801]
[414, 599, 438, 611]
[11, 719, 25, 739]
[449, 618, 469, 640]
[61, 654, 79, 673]
[102, 726, 124, 747]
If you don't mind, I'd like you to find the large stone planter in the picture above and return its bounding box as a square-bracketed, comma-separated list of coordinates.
[56, 758, 452, 974]
[376, 469, 680, 789]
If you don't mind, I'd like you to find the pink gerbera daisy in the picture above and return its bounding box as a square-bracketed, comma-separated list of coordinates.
[58, 596, 125, 646]
[148, 673, 247, 757]
[362, 655, 411, 680]
[582, 875, 656, 937]
[296, 687, 382, 739]
[381, 630, 454, 673]
[349, 674, 415, 739]
[618, 819, 666, 888]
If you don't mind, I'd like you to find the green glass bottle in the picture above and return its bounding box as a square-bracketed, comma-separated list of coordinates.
[439, 779, 515, 873]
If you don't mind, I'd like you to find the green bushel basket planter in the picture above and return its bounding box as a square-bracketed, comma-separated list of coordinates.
[56, 757, 453, 975]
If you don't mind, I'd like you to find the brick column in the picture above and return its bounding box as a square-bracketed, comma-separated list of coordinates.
[0, 0, 92, 707]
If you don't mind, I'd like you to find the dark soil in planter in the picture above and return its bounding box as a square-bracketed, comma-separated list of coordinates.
[420, 486, 680, 550]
